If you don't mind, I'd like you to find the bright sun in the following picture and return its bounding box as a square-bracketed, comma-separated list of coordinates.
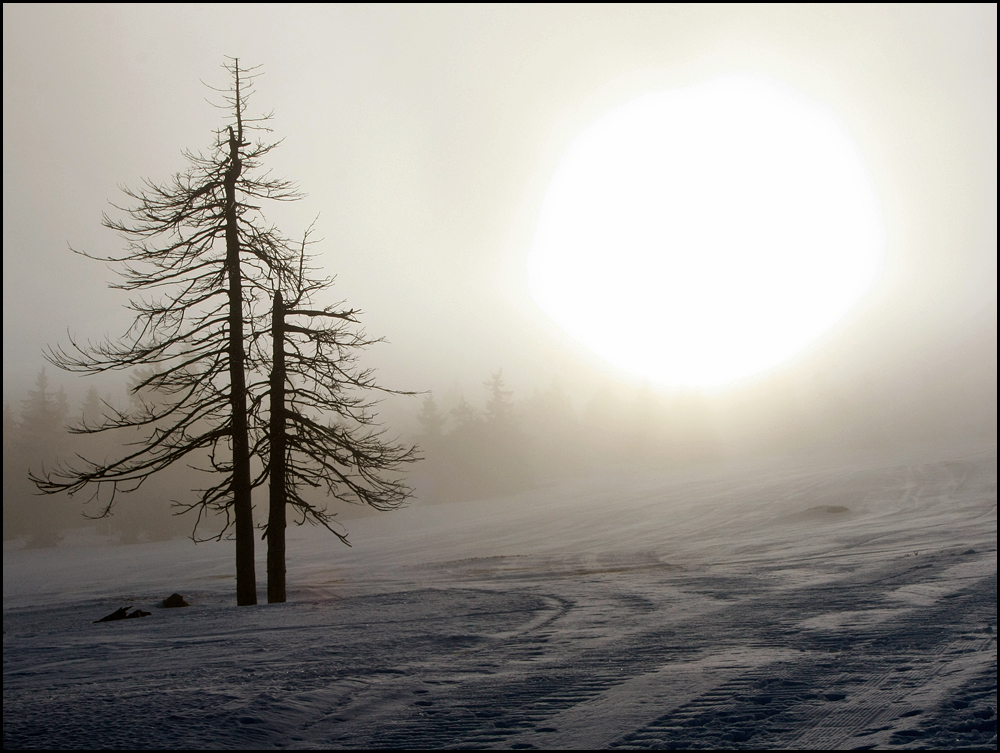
[527, 73, 885, 388]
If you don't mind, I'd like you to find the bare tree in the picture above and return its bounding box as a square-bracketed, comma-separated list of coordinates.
[263, 239, 417, 603]
[32, 59, 300, 606]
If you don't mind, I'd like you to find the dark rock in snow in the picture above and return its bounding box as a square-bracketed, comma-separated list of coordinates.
[161, 593, 190, 608]
[94, 607, 150, 622]
[94, 607, 131, 623]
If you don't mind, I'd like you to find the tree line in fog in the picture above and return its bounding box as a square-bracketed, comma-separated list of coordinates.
[4, 369, 196, 547]
[4, 366, 726, 547]
[412, 369, 719, 504]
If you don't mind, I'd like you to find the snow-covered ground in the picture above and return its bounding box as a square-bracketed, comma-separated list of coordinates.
[4, 442, 996, 749]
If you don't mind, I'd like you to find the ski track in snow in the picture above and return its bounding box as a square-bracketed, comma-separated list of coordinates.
[4, 445, 997, 750]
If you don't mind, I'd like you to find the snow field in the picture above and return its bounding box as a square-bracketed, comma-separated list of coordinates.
[4, 443, 996, 749]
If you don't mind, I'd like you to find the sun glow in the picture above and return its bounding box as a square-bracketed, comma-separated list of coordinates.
[527, 73, 885, 388]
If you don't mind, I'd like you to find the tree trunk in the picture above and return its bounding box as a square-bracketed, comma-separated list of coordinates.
[226, 112, 257, 606]
[267, 291, 287, 603]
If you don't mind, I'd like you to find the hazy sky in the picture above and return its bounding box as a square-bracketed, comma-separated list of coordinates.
[3, 5, 996, 435]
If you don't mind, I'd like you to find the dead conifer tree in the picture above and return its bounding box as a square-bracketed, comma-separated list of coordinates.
[261, 236, 417, 603]
[33, 59, 301, 606]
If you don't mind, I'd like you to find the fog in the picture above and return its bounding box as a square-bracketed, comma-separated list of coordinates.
[4, 5, 996, 551]
[4, 4, 995, 430]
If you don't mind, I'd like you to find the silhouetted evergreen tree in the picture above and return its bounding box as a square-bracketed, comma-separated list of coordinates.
[416, 394, 446, 444]
[484, 369, 514, 427]
[450, 396, 479, 434]
[262, 249, 416, 603]
[32, 60, 301, 605]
